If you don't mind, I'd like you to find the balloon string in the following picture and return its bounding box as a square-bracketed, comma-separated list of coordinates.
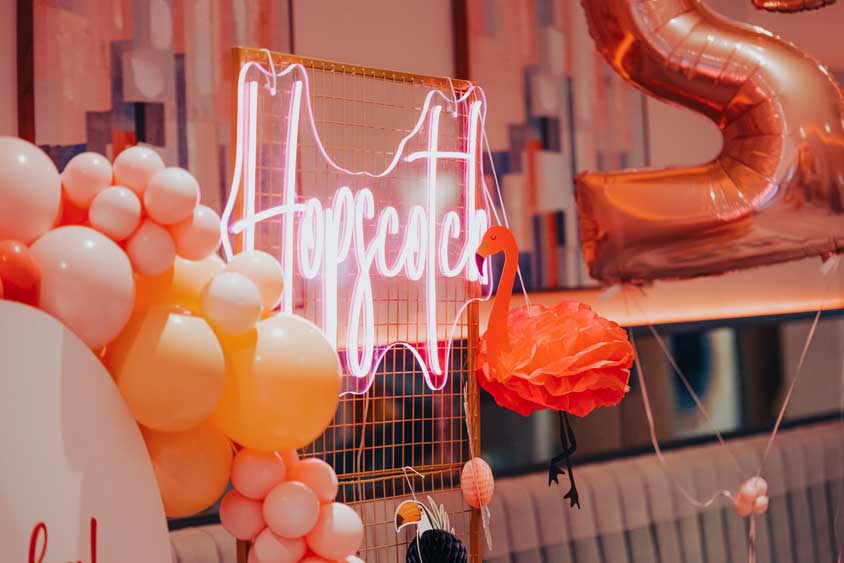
[626, 291, 742, 472]
[627, 325, 734, 509]
[754, 256, 837, 476]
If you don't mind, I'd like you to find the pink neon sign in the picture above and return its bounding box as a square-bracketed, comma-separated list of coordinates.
[221, 61, 492, 394]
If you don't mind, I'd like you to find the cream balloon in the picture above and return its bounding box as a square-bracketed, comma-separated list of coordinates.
[113, 146, 164, 197]
[61, 152, 113, 208]
[105, 306, 226, 431]
[126, 220, 176, 276]
[226, 250, 284, 310]
[305, 503, 364, 560]
[200, 272, 263, 336]
[0, 301, 171, 562]
[170, 204, 222, 260]
[210, 313, 341, 452]
[31, 226, 134, 348]
[0, 137, 61, 243]
[144, 167, 200, 225]
[89, 186, 141, 241]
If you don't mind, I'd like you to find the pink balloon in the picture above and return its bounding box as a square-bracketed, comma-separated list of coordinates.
[200, 272, 263, 335]
[144, 167, 200, 225]
[113, 146, 164, 197]
[170, 205, 221, 260]
[226, 251, 284, 310]
[287, 458, 338, 504]
[0, 137, 61, 244]
[263, 481, 320, 538]
[30, 226, 134, 348]
[61, 152, 113, 208]
[219, 490, 266, 541]
[126, 220, 176, 276]
[252, 529, 306, 563]
[231, 449, 287, 500]
[305, 503, 364, 560]
[89, 186, 141, 241]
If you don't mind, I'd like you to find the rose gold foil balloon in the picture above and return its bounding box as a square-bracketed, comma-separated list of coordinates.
[752, 0, 834, 11]
[576, 0, 844, 284]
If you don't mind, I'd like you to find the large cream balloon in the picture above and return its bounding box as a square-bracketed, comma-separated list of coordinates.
[31, 226, 135, 349]
[0, 137, 61, 243]
[0, 301, 170, 562]
[211, 314, 342, 452]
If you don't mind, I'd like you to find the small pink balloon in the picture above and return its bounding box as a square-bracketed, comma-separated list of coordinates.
[0, 137, 61, 244]
[753, 495, 769, 515]
[226, 250, 284, 310]
[200, 272, 263, 335]
[263, 481, 320, 538]
[89, 186, 141, 241]
[170, 205, 221, 260]
[126, 220, 176, 276]
[287, 458, 338, 504]
[219, 490, 266, 541]
[30, 226, 134, 348]
[61, 152, 113, 208]
[252, 528, 306, 563]
[231, 449, 287, 500]
[305, 503, 364, 560]
[113, 146, 164, 197]
[144, 167, 200, 225]
[748, 476, 768, 497]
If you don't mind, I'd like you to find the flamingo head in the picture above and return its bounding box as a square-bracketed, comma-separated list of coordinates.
[475, 226, 516, 272]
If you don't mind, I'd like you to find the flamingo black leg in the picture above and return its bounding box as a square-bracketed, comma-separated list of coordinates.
[547, 412, 580, 508]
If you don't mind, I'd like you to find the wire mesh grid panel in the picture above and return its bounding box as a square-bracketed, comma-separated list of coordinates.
[228, 49, 485, 562]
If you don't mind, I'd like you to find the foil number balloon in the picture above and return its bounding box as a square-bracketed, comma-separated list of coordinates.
[576, 0, 844, 284]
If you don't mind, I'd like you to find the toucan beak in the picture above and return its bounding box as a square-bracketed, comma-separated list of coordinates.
[395, 500, 423, 532]
[475, 253, 486, 274]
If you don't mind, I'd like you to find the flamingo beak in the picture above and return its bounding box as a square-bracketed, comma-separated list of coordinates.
[475, 253, 486, 274]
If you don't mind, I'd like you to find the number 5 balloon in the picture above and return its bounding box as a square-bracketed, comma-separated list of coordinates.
[576, 0, 844, 284]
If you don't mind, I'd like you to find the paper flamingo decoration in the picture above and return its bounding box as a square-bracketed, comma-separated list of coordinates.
[474, 226, 634, 508]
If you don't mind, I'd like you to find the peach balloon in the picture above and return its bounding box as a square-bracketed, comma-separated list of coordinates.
[288, 458, 338, 504]
[252, 529, 306, 563]
[0, 239, 40, 306]
[306, 503, 364, 560]
[231, 449, 287, 500]
[460, 457, 494, 509]
[142, 423, 233, 518]
[105, 306, 225, 431]
[126, 220, 176, 276]
[200, 272, 263, 335]
[226, 250, 284, 310]
[144, 167, 200, 225]
[219, 490, 266, 541]
[0, 137, 61, 244]
[134, 255, 225, 314]
[170, 204, 221, 260]
[279, 450, 300, 469]
[31, 226, 134, 348]
[263, 481, 320, 538]
[210, 313, 341, 452]
[89, 186, 141, 241]
[61, 152, 113, 208]
[113, 146, 164, 197]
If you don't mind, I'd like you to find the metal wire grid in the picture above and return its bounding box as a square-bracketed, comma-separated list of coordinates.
[233, 49, 483, 562]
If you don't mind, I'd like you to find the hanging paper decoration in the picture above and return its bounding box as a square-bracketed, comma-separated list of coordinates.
[475, 226, 634, 507]
[396, 497, 468, 563]
[576, 0, 844, 284]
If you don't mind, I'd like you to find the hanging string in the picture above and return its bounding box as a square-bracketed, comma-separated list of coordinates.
[754, 256, 838, 476]
[260, 48, 278, 95]
[462, 383, 493, 549]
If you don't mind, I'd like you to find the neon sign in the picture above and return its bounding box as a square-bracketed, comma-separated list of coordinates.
[221, 60, 491, 394]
